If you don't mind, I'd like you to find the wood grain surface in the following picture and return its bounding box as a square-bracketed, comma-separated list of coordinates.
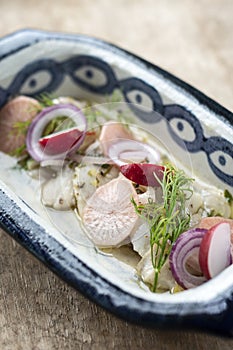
[0, 0, 233, 349]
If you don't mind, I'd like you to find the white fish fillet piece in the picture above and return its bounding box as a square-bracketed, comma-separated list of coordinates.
[137, 249, 176, 291]
[130, 186, 162, 257]
[130, 219, 150, 257]
[41, 166, 75, 210]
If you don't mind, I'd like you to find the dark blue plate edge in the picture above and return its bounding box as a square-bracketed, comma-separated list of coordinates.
[0, 29, 233, 336]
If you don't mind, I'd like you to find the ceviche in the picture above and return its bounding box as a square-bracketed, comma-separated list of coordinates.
[0, 94, 232, 293]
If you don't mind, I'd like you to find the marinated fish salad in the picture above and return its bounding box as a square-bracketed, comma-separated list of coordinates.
[0, 94, 232, 293]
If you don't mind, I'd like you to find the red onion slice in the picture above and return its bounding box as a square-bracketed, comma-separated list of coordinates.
[169, 228, 208, 289]
[26, 104, 87, 162]
[107, 139, 160, 167]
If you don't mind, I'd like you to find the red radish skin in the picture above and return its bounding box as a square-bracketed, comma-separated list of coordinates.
[198, 216, 233, 244]
[199, 222, 232, 280]
[0, 96, 40, 154]
[120, 163, 164, 187]
[39, 127, 83, 155]
[99, 121, 133, 155]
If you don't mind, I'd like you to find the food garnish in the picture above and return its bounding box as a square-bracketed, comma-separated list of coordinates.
[132, 164, 194, 292]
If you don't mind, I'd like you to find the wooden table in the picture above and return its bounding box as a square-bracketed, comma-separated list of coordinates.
[0, 0, 233, 348]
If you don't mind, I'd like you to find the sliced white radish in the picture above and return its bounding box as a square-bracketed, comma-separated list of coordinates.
[199, 222, 232, 279]
[73, 162, 119, 218]
[198, 217, 233, 241]
[0, 96, 40, 154]
[82, 176, 138, 247]
[99, 121, 133, 155]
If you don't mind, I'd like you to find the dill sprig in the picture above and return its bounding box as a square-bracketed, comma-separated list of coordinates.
[8, 120, 31, 157]
[132, 164, 193, 292]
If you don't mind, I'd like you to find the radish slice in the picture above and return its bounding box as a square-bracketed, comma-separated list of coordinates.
[198, 216, 233, 238]
[82, 176, 139, 247]
[169, 228, 208, 289]
[39, 127, 83, 155]
[107, 139, 160, 167]
[199, 222, 232, 279]
[120, 163, 165, 187]
[99, 121, 134, 155]
[26, 104, 87, 161]
[0, 96, 40, 154]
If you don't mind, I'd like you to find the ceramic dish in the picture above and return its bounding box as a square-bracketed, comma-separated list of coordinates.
[0, 29, 233, 336]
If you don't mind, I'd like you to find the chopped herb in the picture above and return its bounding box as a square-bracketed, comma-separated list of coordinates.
[83, 105, 103, 127]
[42, 116, 76, 137]
[83, 90, 134, 128]
[10, 144, 27, 158]
[207, 209, 222, 217]
[16, 153, 31, 170]
[132, 164, 193, 292]
[224, 189, 233, 205]
[106, 89, 123, 104]
[99, 164, 112, 176]
[11, 120, 32, 137]
[101, 163, 111, 169]
[68, 160, 79, 170]
[37, 92, 55, 107]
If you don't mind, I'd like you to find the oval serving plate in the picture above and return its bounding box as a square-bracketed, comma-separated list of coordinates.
[0, 29, 233, 336]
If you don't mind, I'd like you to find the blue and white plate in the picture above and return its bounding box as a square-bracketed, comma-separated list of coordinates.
[0, 29, 233, 336]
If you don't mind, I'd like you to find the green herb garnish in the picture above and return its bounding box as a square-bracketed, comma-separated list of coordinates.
[37, 92, 55, 107]
[83, 104, 103, 127]
[11, 120, 32, 136]
[9, 120, 32, 157]
[224, 189, 233, 205]
[10, 144, 27, 158]
[132, 164, 193, 292]
[99, 164, 112, 176]
[83, 90, 134, 128]
[207, 209, 222, 217]
[42, 116, 76, 137]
